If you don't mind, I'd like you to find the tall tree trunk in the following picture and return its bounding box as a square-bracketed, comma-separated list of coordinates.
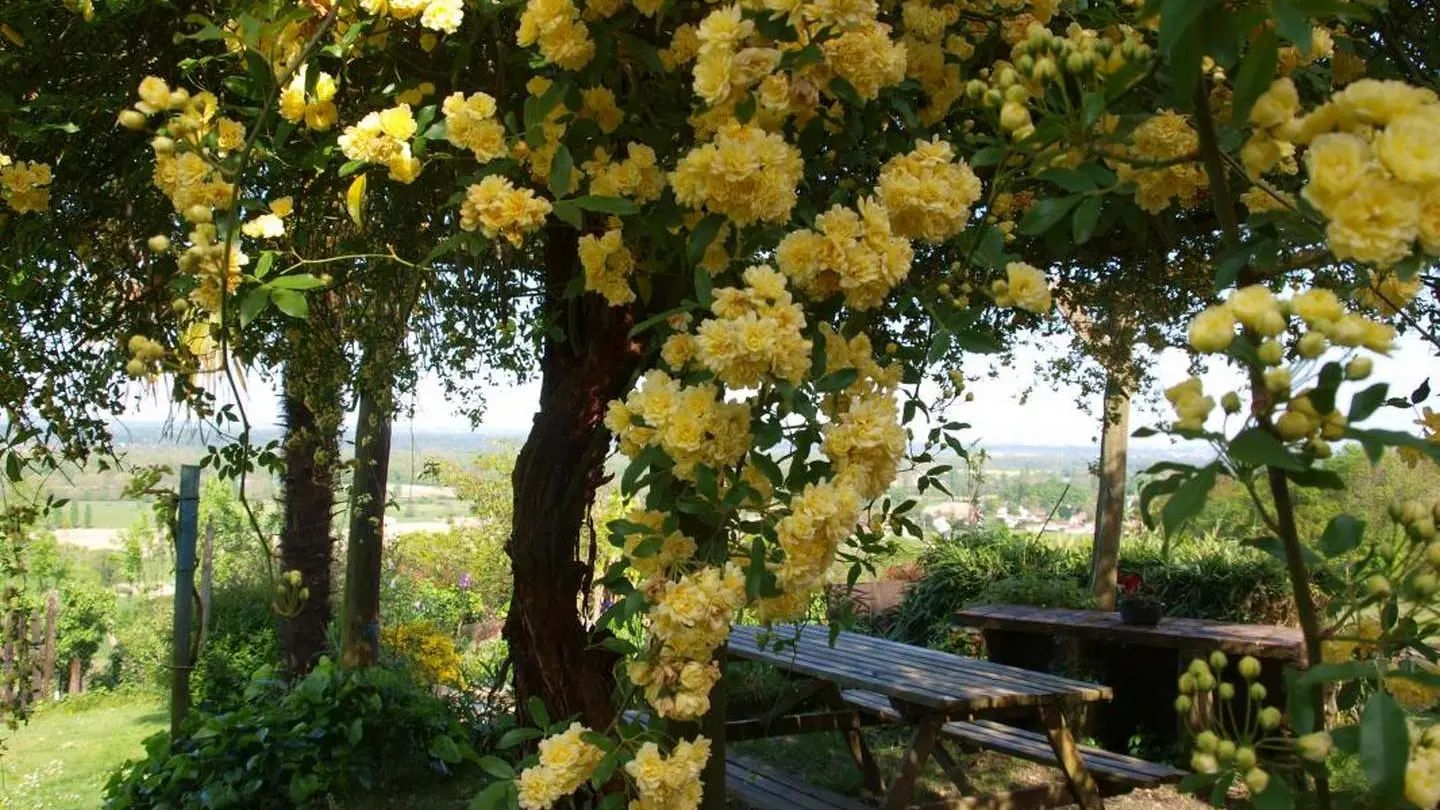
[68, 657, 82, 694]
[278, 296, 345, 675]
[340, 385, 393, 667]
[504, 225, 642, 729]
[1090, 373, 1131, 610]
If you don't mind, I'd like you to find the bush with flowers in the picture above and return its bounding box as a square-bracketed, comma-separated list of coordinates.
[4, 0, 1440, 808]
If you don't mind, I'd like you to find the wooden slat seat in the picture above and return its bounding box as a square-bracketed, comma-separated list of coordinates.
[727, 756, 874, 810]
[841, 690, 1186, 788]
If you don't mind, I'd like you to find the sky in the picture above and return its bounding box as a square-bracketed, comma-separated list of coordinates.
[123, 332, 1437, 449]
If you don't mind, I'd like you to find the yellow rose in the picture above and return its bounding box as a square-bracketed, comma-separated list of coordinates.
[1226, 285, 1285, 336]
[1187, 305, 1236, 353]
[1250, 78, 1299, 130]
[1420, 183, 1440, 256]
[1291, 287, 1344, 327]
[1375, 106, 1440, 186]
[1002, 261, 1051, 313]
[1325, 173, 1420, 267]
[1303, 132, 1372, 215]
[378, 104, 417, 141]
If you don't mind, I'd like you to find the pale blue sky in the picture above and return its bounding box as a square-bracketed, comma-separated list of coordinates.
[125, 333, 1436, 448]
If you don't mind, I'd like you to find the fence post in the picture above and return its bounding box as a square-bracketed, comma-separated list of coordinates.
[170, 465, 201, 746]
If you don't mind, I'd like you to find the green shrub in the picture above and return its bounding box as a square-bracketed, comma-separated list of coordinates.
[102, 596, 169, 690]
[890, 528, 1305, 649]
[974, 574, 1093, 610]
[103, 659, 473, 809]
[192, 583, 278, 711]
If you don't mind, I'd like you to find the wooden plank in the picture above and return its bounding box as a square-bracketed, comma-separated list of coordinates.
[730, 626, 1110, 713]
[725, 710, 887, 742]
[727, 756, 875, 810]
[883, 713, 944, 810]
[1040, 704, 1105, 810]
[954, 605, 1304, 661]
[843, 690, 1185, 786]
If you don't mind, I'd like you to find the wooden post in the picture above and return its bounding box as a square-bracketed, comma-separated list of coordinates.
[701, 644, 728, 810]
[199, 517, 214, 651]
[1090, 374, 1130, 611]
[39, 591, 58, 701]
[170, 465, 201, 745]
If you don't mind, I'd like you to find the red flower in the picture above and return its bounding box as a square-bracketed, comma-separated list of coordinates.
[1118, 574, 1143, 596]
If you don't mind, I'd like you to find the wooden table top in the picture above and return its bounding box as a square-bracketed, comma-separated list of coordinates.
[954, 604, 1306, 662]
[728, 623, 1112, 714]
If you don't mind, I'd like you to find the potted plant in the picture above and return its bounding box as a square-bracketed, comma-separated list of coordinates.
[1117, 573, 1163, 626]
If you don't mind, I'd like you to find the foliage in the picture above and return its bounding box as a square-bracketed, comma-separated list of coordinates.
[192, 582, 280, 711]
[973, 574, 1093, 610]
[890, 528, 1302, 649]
[383, 525, 510, 630]
[99, 595, 170, 692]
[102, 659, 473, 809]
[55, 580, 117, 681]
[382, 621, 465, 689]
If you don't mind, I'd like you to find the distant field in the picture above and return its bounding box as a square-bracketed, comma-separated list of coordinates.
[44, 500, 149, 531]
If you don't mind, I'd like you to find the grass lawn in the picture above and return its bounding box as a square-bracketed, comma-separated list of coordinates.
[0, 695, 166, 810]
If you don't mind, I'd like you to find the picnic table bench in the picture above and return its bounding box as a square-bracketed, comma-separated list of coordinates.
[953, 605, 1305, 749]
[723, 624, 1184, 810]
[953, 605, 1306, 662]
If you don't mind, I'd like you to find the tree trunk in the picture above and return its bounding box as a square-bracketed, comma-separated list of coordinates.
[280, 375, 341, 674]
[340, 385, 393, 668]
[38, 591, 58, 702]
[68, 657, 82, 694]
[504, 224, 642, 729]
[1090, 374, 1131, 611]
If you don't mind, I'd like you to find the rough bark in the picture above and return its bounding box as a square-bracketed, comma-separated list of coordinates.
[280, 376, 341, 674]
[341, 386, 393, 668]
[1090, 374, 1131, 610]
[276, 292, 345, 675]
[503, 224, 642, 729]
[68, 656, 82, 694]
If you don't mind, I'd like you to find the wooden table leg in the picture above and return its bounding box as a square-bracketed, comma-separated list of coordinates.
[842, 709, 887, 794]
[1039, 705, 1104, 810]
[932, 739, 977, 794]
[883, 714, 944, 810]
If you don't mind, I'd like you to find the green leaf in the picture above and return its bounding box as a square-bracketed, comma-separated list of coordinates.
[1036, 169, 1096, 193]
[1287, 467, 1345, 490]
[270, 288, 308, 319]
[1213, 241, 1253, 292]
[289, 773, 321, 803]
[525, 79, 568, 130]
[1081, 92, 1106, 129]
[338, 160, 366, 178]
[1348, 383, 1390, 423]
[254, 250, 276, 279]
[269, 274, 327, 291]
[497, 727, 544, 749]
[548, 144, 574, 199]
[428, 735, 463, 764]
[572, 195, 638, 215]
[527, 697, 551, 728]
[1253, 774, 1291, 810]
[468, 781, 510, 810]
[239, 286, 271, 327]
[735, 91, 756, 124]
[1161, 463, 1218, 538]
[590, 750, 620, 789]
[815, 368, 859, 393]
[1228, 427, 1306, 471]
[829, 77, 863, 106]
[687, 214, 725, 267]
[4, 453, 20, 483]
[1072, 197, 1102, 244]
[1271, 0, 1313, 55]
[478, 755, 516, 780]
[618, 33, 664, 73]
[694, 265, 713, 307]
[1360, 690, 1408, 805]
[1159, 0, 1215, 61]
[969, 146, 1005, 167]
[1230, 28, 1279, 127]
[1019, 195, 1081, 236]
[1346, 428, 1440, 465]
[552, 199, 583, 229]
[949, 327, 1002, 354]
[1321, 514, 1364, 557]
[780, 43, 823, 70]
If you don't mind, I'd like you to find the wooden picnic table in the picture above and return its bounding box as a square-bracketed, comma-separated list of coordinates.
[726, 623, 1117, 810]
[953, 605, 1306, 663]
